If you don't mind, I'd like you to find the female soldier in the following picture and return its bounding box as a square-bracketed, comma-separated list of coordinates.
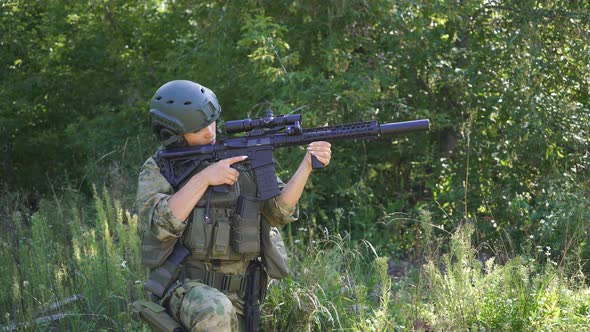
[136, 80, 331, 331]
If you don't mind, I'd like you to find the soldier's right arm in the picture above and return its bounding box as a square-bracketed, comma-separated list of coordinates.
[136, 155, 249, 241]
[167, 155, 247, 221]
[136, 157, 188, 242]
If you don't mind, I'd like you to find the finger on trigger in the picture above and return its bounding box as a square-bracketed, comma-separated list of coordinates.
[236, 155, 248, 163]
[226, 155, 248, 165]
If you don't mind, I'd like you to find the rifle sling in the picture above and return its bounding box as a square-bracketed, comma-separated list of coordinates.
[144, 244, 190, 299]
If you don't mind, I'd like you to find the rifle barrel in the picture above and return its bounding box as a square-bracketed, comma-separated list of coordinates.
[379, 119, 430, 136]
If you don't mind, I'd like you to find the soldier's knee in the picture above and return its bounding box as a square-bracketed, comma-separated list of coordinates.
[180, 284, 238, 331]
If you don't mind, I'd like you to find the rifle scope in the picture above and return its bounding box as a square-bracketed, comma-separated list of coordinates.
[225, 111, 301, 134]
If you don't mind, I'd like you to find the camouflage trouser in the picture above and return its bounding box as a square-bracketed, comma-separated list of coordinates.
[167, 281, 241, 332]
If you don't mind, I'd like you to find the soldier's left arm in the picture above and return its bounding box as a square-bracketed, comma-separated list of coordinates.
[279, 141, 331, 209]
[261, 141, 331, 227]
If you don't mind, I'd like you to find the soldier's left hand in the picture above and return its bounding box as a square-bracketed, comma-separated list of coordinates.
[305, 141, 331, 169]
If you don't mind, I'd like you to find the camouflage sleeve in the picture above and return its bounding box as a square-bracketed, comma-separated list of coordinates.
[261, 176, 299, 227]
[136, 156, 188, 241]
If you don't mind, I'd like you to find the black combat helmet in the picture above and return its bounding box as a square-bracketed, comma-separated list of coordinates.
[150, 80, 221, 146]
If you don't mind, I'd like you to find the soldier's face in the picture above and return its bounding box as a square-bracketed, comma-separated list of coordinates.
[184, 122, 216, 146]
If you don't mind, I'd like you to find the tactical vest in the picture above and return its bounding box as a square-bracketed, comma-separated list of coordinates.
[140, 157, 291, 303]
[182, 162, 263, 262]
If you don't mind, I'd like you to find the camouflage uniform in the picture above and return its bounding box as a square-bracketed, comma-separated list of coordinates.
[137, 155, 298, 331]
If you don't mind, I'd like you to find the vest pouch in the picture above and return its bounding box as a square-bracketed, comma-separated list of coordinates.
[210, 209, 232, 259]
[185, 207, 213, 260]
[131, 299, 183, 332]
[196, 182, 240, 208]
[230, 195, 262, 254]
[261, 219, 291, 279]
[210, 221, 231, 259]
[185, 208, 233, 260]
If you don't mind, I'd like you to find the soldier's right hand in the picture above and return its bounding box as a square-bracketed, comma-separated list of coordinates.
[199, 156, 248, 186]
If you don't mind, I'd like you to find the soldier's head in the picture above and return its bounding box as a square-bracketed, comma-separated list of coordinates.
[149, 80, 221, 147]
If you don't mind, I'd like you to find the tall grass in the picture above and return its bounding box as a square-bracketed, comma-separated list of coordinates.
[419, 224, 590, 331]
[261, 233, 407, 331]
[0, 187, 146, 331]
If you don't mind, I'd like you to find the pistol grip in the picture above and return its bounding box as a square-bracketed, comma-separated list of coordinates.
[311, 155, 325, 169]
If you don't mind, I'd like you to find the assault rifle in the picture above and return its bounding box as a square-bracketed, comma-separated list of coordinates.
[156, 110, 430, 199]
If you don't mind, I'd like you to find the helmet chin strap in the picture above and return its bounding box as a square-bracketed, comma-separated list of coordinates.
[163, 135, 187, 147]
[159, 128, 188, 147]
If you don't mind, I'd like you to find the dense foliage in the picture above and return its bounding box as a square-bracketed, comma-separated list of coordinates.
[1, 0, 589, 330]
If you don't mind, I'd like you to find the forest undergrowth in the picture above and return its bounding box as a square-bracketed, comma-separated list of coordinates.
[1, 182, 589, 331]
